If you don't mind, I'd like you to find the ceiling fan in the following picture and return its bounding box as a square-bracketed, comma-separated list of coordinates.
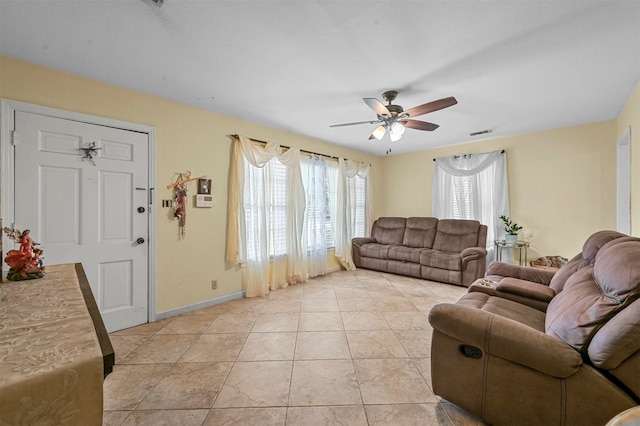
[330, 90, 457, 142]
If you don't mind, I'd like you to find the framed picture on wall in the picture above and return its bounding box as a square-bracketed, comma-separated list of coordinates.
[198, 178, 212, 195]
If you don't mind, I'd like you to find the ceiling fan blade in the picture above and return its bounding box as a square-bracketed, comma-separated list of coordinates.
[329, 119, 382, 128]
[363, 98, 391, 117]
[400, 119, 439, 131]
[403, 96, 457, 118]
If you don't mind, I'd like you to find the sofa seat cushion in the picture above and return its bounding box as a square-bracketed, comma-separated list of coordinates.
[456, 292, 546, 331]
[420, 249, 461, 271]
[358, 243, 392, 259]
[388, 246, 425, 263]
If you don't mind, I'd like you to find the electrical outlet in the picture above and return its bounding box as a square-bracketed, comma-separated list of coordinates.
[211, 280, 217, 290]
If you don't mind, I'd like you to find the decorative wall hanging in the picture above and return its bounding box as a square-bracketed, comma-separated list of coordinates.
[167, 171, 204, 237]
[79, 141, 101, 166]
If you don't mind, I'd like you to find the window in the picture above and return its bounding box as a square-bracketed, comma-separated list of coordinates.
[353, 174, 367, 238]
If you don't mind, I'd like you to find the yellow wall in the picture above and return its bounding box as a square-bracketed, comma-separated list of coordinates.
[617, 80, 640, 236]
[379, 120, 618, 259]
[1, 55, 636, 314]
[0, 56, 382, 313]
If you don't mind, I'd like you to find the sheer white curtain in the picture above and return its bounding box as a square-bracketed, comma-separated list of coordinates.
[301, 155, 327, 277]
[432, 150, 508, 262]
[334, 158, 373, 270]
[226, 135, 306, 297]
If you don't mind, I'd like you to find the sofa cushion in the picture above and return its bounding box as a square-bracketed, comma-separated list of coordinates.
[420, 249, 462, 271]
[388, 246, 424, 263]
[432, 219, 481, 253]
[359, 243, 392, 259]
[371, 217, 406, 246]
[402, 217, 438, 248]
[549, 230, 627, 293]
[545, 239, 640, 352]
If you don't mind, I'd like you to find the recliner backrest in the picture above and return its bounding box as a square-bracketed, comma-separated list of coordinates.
[549, 230, 628, 293]
[432, 219, 483, 253]
[371, 217, 406, 245]
[402, 217, 439, 248]
[545, 238, 640, 359]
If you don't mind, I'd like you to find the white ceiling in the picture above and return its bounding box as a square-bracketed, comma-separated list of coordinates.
[1, 0, 639, 156]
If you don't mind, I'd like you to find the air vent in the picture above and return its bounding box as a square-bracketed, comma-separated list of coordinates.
[470, 129, 492, 136]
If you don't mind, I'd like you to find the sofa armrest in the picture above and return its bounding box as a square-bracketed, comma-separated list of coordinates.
[429, 303, 582, 378]
[352, 237, 375, 247]
[486, 261, 555, 285]
[460, 247, 487, 267]
[495, 278, 556, 302]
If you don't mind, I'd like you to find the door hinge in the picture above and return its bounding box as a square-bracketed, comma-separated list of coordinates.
[11, 131, 20, 146]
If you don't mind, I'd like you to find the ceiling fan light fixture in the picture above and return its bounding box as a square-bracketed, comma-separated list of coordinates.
[389, 122, 405, 141]
[371, 125, 386, 140]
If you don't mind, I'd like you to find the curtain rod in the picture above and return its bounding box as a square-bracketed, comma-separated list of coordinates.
[228, 134, 340, 162]
[433, 149, 505, 162]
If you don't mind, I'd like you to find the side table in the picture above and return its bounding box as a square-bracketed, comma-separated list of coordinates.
[495, 240, 530, 266]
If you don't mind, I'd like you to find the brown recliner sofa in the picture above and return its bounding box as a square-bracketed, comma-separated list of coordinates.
[428, 234, 640, 426]
[352, 217, 487, 286]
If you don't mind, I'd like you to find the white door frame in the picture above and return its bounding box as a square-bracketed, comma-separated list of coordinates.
[1, 99, 157, 324]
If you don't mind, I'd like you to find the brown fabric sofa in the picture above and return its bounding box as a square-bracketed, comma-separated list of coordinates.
[352, 217, 487, 286]
[428, 233, 640, 426]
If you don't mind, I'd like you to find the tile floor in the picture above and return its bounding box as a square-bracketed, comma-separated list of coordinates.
[103, 269, 486, 425]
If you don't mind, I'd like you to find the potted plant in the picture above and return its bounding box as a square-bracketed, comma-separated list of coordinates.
[500, 215, 522, 244]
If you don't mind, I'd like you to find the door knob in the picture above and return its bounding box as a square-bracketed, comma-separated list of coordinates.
[137, 207, 146, 213]
[137, 237, 145, 244]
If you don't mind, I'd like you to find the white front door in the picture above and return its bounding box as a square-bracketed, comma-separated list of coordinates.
[13, 111, 149, 332]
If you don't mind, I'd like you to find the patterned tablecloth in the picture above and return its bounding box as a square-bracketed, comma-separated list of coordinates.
[0, 263, 103, 425]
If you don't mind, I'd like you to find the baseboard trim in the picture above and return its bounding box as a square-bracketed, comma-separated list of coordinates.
[156, 291, 246, 320]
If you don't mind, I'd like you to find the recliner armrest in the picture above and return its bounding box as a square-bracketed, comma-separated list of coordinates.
[486, 261, 555, 285]
[429, 303, 582, 378]
[352, 237, 376, 247]
[495, 278, 556, 302]
[460, 247, 487, 267]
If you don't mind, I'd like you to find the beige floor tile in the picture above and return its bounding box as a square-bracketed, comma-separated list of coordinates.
[341, 311, 390, 330]
[102, 410, 130, 426]
[294, 331, 351, 360]
[236, 332, 297, 361]
[223, 296, 268, 313]
[286, 406, 368, 426]
[261, 298, 302, 313]
[121, 334, 198, 364]
[337, 297, 378, 312]
[334, 286, 372, 298]
[354, 358, 436, 404]
[109, 334, 150, 363]
[155, 314, 215, 334]
[396, 329, 433, 357]
[179, 333, 247, 362]
[298, 312, 344, 331]
[137, 362, 232, 409]
[103, 364, 172, 410]
[441, 402, 487, 425]
[204, 407, 287, 425]
[301, 297, 339, 312]
[365, 403, 453, 426]
[111, 319, 171, 336]
[187, 302, 229, 315]
[383, 311, 430, 330]
[346, 330, 409, 359]
[214, 361, 293, 408]
[373, 297, 418, 312]
[252, 312, 300, 332]
[121, 409, 209, 426]
[302, 285, 336, 299]
[412, 357, 433, 388]
[409, 295, 444, 312]
[204, 312, 258, 333]
[289, 360, 361, 406]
